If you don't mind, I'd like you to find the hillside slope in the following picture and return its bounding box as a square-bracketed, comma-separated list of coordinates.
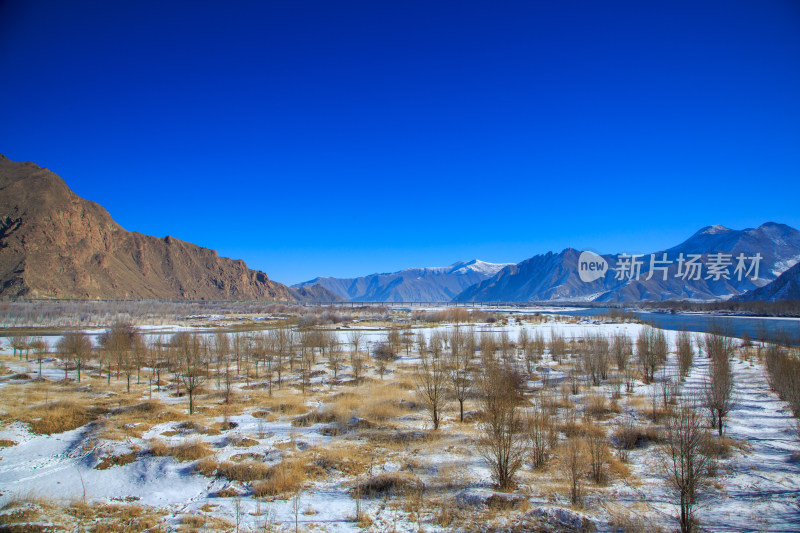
[0, 154, 294, 300]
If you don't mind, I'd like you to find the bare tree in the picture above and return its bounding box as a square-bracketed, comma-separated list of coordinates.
[57, 331, 92, 381]
[477, 362, 526, 490]
[415, 339, 449, 430]
[372, 340, 396, 379]
[549, 331, 567, 363]
[661, 398, 709, 533]
[704, 337, 734, 437]
[30, 337, 47, 379]
[174, 332, 206, 414]
[527, 400, 553, 469]
[611, 332, 632, 371]
[98, 321, 139, 386]
[585, 424, 610, 484]
[518, 328, 531, 372]
[764, 343, 800, 418]
[583, 333, 610, 386]
[326, 334, 342, 382]
[638, 327, 667, 383]
[561, 436, 587, 506]
[448, 326, 474, 422]
[676, 330, 694, 379]
[348, 330, 365, 385]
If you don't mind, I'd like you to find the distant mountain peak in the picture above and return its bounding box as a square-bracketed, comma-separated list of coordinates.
[697, 224, 731, 235]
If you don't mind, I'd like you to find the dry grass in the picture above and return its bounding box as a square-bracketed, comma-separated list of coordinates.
[23, 401, 103, 435]
[585, 394, 621, 420]
[292, 409, 339, 427]
[607, 455, 633, 481]
[0, 439, 17, 447]
[217, 460, 272, 482]
[700, 435, 750, 459]
[0, 499, 166, 533]
[350, 472, 422, 498]
[175, 420, 221, 436]
[252, 459, 320, 497]
[312, 444, 370, 476]
[612, 423, 662, 450]
[212, 487, 241, 498]
[227, 435, 259, 447]
[95, 452, 138, 470]
[150, 439, 214, 462]
[179, 513, 234, 531]
[250, 392, 308, 417]
[327, 382, 414, 423]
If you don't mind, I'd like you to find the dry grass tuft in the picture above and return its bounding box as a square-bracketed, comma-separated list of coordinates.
[312, 444, 370, 476]
[195, 457, 220, 477]
[150, 439, 213, 462]
[485, 494, 529, 511]
[25, 401, 102, 435]
[95, 452, 138, 470]
[700, 435, 748, 459]
[227, 435, 259, 447]
[212, 487, 241, 498]
[612, 423, 662, 450]
[0, 439, 17, 447]
[175, 420, 221, 436]
[252, 459, 317, 497]
[217, 460, 272, 482]
[351, 472, 422, 498]
[292, 409, 339, 427]
[585, 394, 620, 419]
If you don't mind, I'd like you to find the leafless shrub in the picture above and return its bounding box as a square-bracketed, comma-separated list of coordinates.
[764, 344, 800, 419]
[415, 345, 449, 430]
[561, 436, 587, 506]
[527, 401, 553, 469]
[477, 363, 526, 490]
[660, 397, 710, 533]
[677, 330, 694, 379]
[611, 332, 632, 371]
[585, 424, 610, 484]
[703, 334, 735, 437]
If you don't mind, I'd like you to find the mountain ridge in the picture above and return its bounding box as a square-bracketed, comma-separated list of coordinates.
[454, 223, 800, 303]
[0, 154, 296, 301]
[294, 259, 512, 302]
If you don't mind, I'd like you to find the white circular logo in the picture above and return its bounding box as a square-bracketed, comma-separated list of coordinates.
[578, 251, 608, 283]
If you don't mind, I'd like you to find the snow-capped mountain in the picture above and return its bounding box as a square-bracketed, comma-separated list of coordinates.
[293, 260, 512, 302]
[454, 223, 800, 302]
[734, 261, 800, 302]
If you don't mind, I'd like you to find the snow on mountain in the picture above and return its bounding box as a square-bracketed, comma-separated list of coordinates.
[293, 260, 512, 302]
[735, 261, 800, 301]
[454, 222, 800, 303]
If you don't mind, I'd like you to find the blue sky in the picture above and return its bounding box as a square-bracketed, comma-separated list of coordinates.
[1, 1, 799, 285]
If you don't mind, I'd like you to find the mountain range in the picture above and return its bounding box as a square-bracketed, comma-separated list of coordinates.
[2, 153, 798, 303]
[293, 260, 512, 302]
[0, 154, 321, 301]
[456, 223, 800, 302]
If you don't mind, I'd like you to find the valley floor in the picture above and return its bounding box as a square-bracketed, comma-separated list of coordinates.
[0, 309, 798, 532]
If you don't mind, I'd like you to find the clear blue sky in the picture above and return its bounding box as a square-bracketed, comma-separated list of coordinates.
[1, 1, 799, 285]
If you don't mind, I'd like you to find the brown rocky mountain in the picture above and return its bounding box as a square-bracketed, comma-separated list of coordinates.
[290, 284, 345, 303]
[0, 154, 295, 300]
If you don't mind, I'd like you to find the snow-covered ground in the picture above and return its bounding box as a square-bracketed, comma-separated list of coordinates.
[0, 314, 798, 531]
